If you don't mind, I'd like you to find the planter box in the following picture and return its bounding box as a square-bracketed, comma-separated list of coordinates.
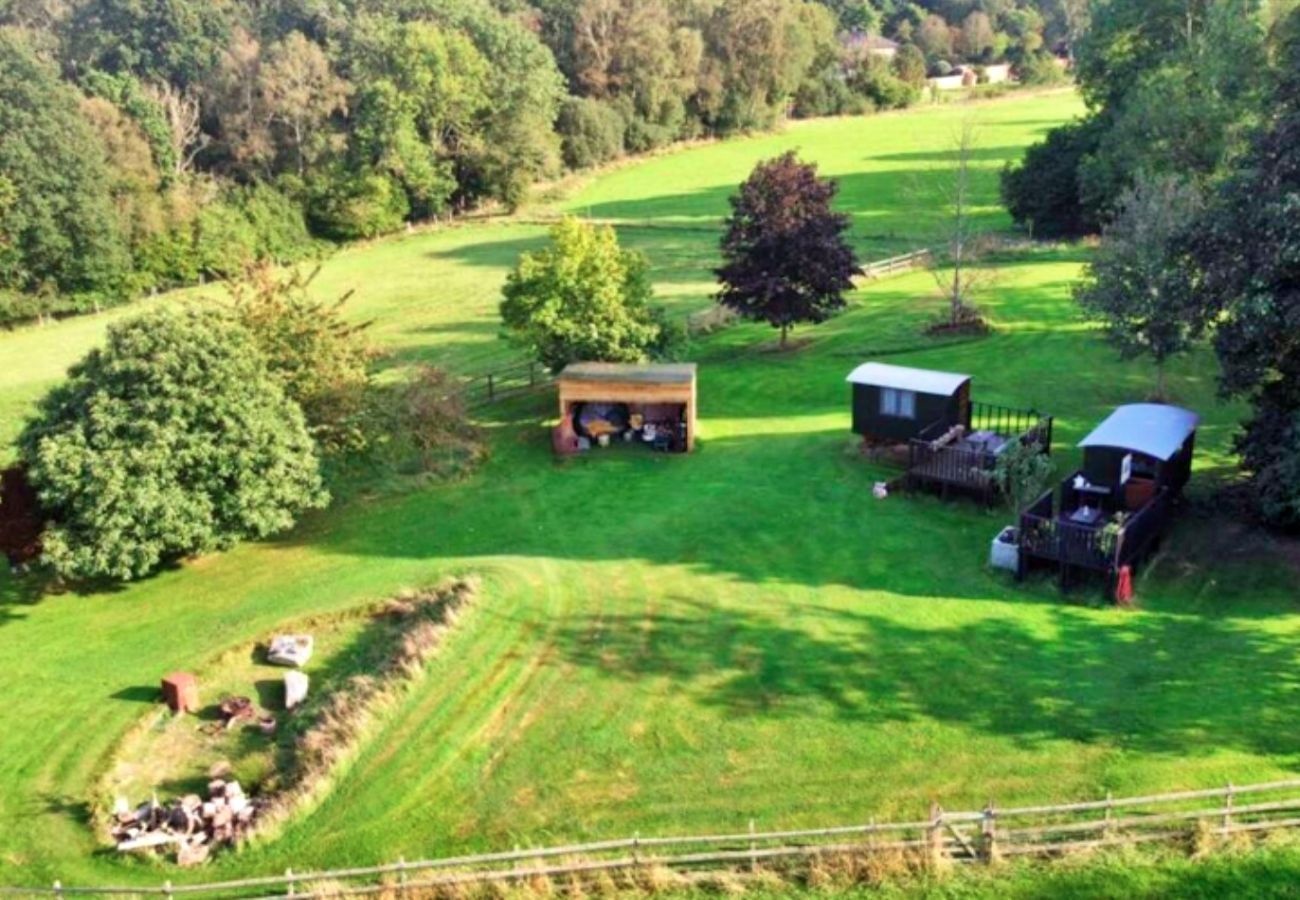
[990, 526, 1019, 572]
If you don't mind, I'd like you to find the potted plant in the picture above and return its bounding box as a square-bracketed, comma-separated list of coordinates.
[989, 439, 1055, 572]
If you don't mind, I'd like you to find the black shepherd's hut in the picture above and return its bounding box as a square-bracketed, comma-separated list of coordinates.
[1076, 403, 1199, 511]
[846, 362, 971, 443]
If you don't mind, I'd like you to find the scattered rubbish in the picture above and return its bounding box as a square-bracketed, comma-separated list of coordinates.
[266, 634, 314, 668]
[112, 779, 262, 864]
[284, 671, 309, 709]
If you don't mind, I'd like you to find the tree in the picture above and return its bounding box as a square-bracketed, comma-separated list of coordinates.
[915, 14, 955, 62]
[1074, 175, 1203, 400]
[19, 307, 326, 581]
[1001, 117, 1104, 238]
[1183, 16, 1300, 525]
[1007, 0, 1270, 236]
[716, 151, 861, 348]
[146, 81, 208, 179]
[500, 218, 669, 372]
[62, 0, 235, 87]
[957, 11, 997, 60]
[929, 122, 994, 329]
[893, 43, 928, 87]
[227, 264, 374, 453]
[0, 31, 129, 302]
[696, 0, 821, 132]
[262, 32, 351, 176]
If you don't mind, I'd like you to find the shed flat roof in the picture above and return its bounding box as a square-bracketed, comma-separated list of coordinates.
[559, 362, 696, 385]
[1078, 403, 1200, 461]
[846, 362, 970, 395]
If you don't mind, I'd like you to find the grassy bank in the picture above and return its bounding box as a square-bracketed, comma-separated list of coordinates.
[6, 89, 1298, 893]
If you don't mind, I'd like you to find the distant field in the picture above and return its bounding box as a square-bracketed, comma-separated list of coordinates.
[0, 90, 1082, 460]
[8, 90, 1300, 894]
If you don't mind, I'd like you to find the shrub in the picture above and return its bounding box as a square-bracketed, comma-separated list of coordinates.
[20, 307, 327, 581]
[377, 366, 487, 479]
[555, 97, 626, 170]
[1000, 118, 1105, 239]
[227, 264, 374, 454]
[307, 169, 409, 241]
[994, 439, 1055, 520]
[194, 200, 259, 278]
[1017, 52, 1067, 86]
[237, 184, 316, 263]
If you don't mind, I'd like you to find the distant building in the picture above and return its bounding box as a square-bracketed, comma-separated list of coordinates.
[842, 32, 899, 61]
[927, 63, 1014, 91]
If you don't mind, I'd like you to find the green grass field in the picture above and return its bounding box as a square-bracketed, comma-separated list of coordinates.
[3, 89, 1300, 893]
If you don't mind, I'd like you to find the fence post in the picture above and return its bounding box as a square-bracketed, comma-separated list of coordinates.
[981, 801, 998, 864]
[927, 801, 946, 868]
[749, 818, 757, 873]
[1223, 782, 1235, 831]
[52, 881, 62, 900]
[162, 879, 173, 900]
[398, 855, 408, 894]
[1104, 791, 1114, 840]
[286, 867, 296, 898]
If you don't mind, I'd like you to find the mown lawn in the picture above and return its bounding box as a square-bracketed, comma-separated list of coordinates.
[0, 90, 1080, 460]
[3, 89, 1300, 892]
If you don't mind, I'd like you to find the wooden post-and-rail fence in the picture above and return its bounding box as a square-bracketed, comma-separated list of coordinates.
[7, 780, 1300, 899]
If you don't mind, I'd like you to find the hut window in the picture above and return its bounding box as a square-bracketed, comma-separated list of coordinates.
[880, 388, 916, 419]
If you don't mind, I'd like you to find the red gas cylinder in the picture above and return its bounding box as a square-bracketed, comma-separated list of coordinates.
[1114, 565, 1134, 607]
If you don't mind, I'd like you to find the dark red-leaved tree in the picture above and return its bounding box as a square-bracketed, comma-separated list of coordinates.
[716, 152, 861, 348]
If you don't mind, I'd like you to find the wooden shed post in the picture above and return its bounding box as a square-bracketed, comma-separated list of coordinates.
[687, 370, 697, 452]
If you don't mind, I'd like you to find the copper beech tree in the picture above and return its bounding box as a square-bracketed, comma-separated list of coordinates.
[715, 152, 861, 349]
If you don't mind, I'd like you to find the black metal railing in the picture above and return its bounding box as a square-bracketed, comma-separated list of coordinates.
[1018, 475, 1174, 576]
[969, 401, 1053, 448]
[905, 403, 1054, 504]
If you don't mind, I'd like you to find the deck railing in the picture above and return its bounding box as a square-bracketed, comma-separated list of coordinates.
[1018, 477, 1175, 576]
[969, 402, 1052, 447]
[906, 404, 1053, 504]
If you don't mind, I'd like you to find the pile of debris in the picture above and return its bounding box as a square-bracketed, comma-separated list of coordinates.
[112, 777, 264, 866]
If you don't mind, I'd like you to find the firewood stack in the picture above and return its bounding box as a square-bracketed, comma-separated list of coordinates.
[112, 778, 263, 866]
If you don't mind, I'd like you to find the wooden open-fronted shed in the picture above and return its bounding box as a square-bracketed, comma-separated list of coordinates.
[556, 362, 697, 454]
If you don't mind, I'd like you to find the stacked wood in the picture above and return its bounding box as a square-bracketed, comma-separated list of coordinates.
[112, 779, 262, 866]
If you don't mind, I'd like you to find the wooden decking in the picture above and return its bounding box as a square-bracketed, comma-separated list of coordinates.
[1017, 472, 1175, 595]
[906, 402, 1054, 505]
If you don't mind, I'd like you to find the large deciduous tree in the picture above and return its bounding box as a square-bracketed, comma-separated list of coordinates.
[1005, 0, 1270, 236]
[262, 32, 351, 177]
[1073, 175, 1204, 400]
[715, 151, 860, 348]
[500, 218, 671, 372]
[1184, 18, 1300, 526]
[20, 307, 327, 581]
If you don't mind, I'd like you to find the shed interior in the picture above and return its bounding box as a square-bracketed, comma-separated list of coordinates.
[555, 362, 697, 455]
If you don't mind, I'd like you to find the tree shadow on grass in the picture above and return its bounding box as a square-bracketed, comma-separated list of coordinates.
[0, 569, 44, 627]
[545, 597, 1300, 760]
